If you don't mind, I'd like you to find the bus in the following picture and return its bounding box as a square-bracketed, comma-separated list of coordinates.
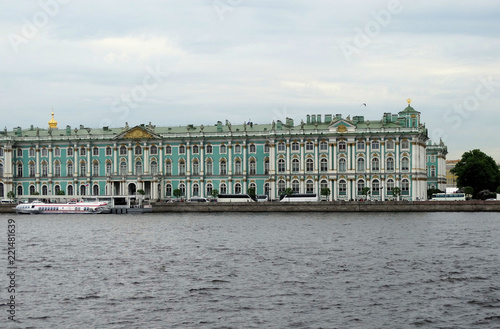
[217, 194, 255, 202]
[431, 193, 466, 201]
[280, 193, 318, 202]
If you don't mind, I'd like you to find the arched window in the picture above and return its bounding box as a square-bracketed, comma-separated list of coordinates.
[165, 183, 172, 196]
[42, 185, 48, 195]
[206, 159, 213, 176]
[120, 146, 127, 155]
[320, 180, 328, 191]
[17, 163, 23, 177]
[178, 160, 186, 175]
[277, 142, 285, 152]
[42, 148, 48, 157]
[372, 158, 380, 171]
[386, 157, 394, 171]
[320, 158, 328, 172]
[306, 158, 314, 172]
[150, 145, 158, 155]
[151, 161, 158, 175]
[249, 159, 256, 175]
[192, 159, 199, 175]
[192, 183, 199, 196]
[93, 185, 99, 196]
[305, 141, 314, 151]
[357, 158, 365, 171]
[402, 179, 410, 194]
[0, 163, 3, 177]
[54, 185, 60, 195]
[220, 159, 227, 175]
[357, 140, 365, 151]
[80, 185, 86, 196]
[338, 180, 347, 196]
[234, 182, 242, 194]
[54, 147, 61, 156]
[93, 147, 99, 156]
[249, 144, 256, 153]
[93, 161, 99, 176]
[165, 145, 172, 154]
[192, 145, 199, 154]
[106, 146, 112, 156]
[120, 161, 127, 175]
[220, 183, 227, 194]
[339, 158, 346, 172]
[291, 142, 299, 151]
[29, 148, 35, 157]
[135, 161, 143, 175]
[80, 147, 86, 156]
[80, 161, 86, 175]
[357, 180, 365, 195]
[67, 162, 73, 177]
[165, 160, 172, 175]
[372, 141, 380, 150]
[30, 185, 36, 195]
[220, 144, 226, 154]
[234, 159, 242, 175]
[206, 183, 213, 196]
[264, 143, 270, 153]
[17, 185, 23, 196]
[401, 157, 409, 171]
[29, 162, 35, 177]
[319, 141, 328, 151]
[278, 180, 286, 194]
[264, 183, 270, 196]
[306, 180, 314, 193]
[54, 161, 61, 177]
[135, 145, 142, 155]
[41, 162, 48, 177]
[292, 158, 300, 173]
[372, 179, 380, 195]
[234, 144, 241, 153]
[430, 165, 436, 177]
[386, 140, 394, 150]
[401, 140, 409, 149]
[67, 185, 73, 195]
[277, 159, 285, 173]
[178, 183, 186, 196]
[338, 141, 346, 151]
[206, 145, 212, 154]
[387, 179, 394, 194]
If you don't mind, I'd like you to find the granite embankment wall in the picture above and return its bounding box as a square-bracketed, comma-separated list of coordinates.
[2, 201, 500, 213]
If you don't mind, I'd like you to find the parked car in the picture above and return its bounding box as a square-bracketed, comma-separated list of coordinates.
[187, 197, 208, 203]
[256, 195, 268, 202]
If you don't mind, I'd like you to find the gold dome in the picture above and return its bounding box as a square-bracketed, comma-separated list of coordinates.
[48, 111, 58, 129]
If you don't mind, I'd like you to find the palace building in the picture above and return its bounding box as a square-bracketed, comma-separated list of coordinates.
[0, 100, 447, 201]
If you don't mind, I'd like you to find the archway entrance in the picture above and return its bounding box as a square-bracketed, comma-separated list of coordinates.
[128, 183, 136, 195]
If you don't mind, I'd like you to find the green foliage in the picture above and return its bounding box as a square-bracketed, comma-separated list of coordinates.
[210, 189, 219, 199]
[56, 190, 66, 195]
[427, 188, 443, 200]
[173, 188, 183, 199]
[247, 187, 256, 201]
[451, 149, 500, 198]
[30, 191, 40, 195]
[283, 188, 293, 197]
[464, 186, 474, 197]
[392, 187, 401, 200]
[360, 187, 370, 196]
[7, 191, 15, 200]
[136, 189, 146, 195]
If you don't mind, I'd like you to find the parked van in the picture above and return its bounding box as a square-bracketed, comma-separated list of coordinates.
[256, 195, 268, 202]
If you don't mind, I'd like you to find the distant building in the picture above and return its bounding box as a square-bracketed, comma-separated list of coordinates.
[446, 160, 460, 189]
[0, 100, 446, 201]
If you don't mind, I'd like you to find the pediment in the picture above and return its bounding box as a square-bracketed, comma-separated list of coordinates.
[115, 126, 160, 140]
[328, 119, 356, 133]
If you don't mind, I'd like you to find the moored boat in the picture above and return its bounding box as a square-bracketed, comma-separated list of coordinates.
[15, 200, 110, 214]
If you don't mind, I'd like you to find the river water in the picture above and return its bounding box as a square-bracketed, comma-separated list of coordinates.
[1, 212, 500, 329]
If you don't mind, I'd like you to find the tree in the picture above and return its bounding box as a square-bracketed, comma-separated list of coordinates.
[247, 187, 256, 201]
[7, 191, 15, 201]
[320, 187, 331, 201]
[464, 186, 474, 199]
[392, 187, 401, 201]
[210, 189, 219, 199]
[497, 186, 500, 194]
[451, 149, 500, 198]
[136, 189, 146, 195]
[173, 188, 183, 200]
[360, 187, 370, 201]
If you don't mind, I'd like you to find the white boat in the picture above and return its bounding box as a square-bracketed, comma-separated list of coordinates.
[15, 200, 111, 214]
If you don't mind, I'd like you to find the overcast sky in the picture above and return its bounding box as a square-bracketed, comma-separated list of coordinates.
[1, 0, 499, 161]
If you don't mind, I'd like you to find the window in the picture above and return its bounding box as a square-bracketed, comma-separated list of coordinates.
[264, 159, 269, 175]
[54, 162, 61, 177]
[277, 142, 285, 152]
[220, 183, 227, 194]
[120, 146, 127, 155]
[179, 161, 185, 175]
[264, 144, 270, 153]
[67, 162, 73, 176]
[106, 162, 112, 175]
[339, 158, 346, 172]
[29, 148, 35, 157]
[192, 183, 199, 196]
[277, 159, 285, 173]
[120, 161, 127, 175]
[206, 145, 212, 154]
[249, 159, 256, 175]
[320, 180, 328, 192]
[29, 163, 35, 177]
[150, 145, 158, 155]
[338, 141, 346, 151]
[80, 185, 86, 196]
[357, 141, 365, 151]
[106, 146, 112, 156]
[319, 141, 328, 151]
[430, 165, 436, 177]
[80, 161, 86, 175]
[401, 157, 409, 171]
[42, 148, 48, 157]
[234, 144, 241, 154]
[17, 185, 23, 196]
[80, 147, 86, 156]
[192, 160, 199, 175]
[165, 161, 172, 175]
[357, 158, 365, 171]
[93, 185, 99, 196]
[166, 183, 172, 197]
[401, 140, 409, 150]
[220, 160, 227, 175]
[220, 144, 226, 154]
[278, 180, 285, 194]
[234, 159, 242, 175]
[206, 183, 213, 196]
[54, 147, 60, 157]
[386, 140, 394, 150]
[372, 158, 380, 171]
[339, 180, 347, 195]
[249, 144, 256, 153]
[17, 163, 23, 177]
[264, 183, 270, 196]
[305, 141, 314, 151]
[17, 148, 23, 157]
[206, 159, 213, 176]
[54, 185, 60, 195]
[93, 147, 99, 156]
[292, 180, 300, 193]
[306, 180, 314, 193]
[41, 162, 48, 177]
[386, 158, 395, 171]
[291, 142, 300, 151]
[67, 185, 73, 196]
[0, 148, 3, 157]
[192, 145, 199, 154]
[402, 179, 410, 194]
[372, 141, 380, 150]
[0, 164, 3, 177]
[165, 145, 172, 155]
[30, 185, 36, 195]
[292, 159, 300, 173]
[306, 158, 314, 172]
[151, 161, 158, 175]
[357, 180, 365, 195]
[372, 179, 380, 195]
[234, 183, 242, 194]
[430, 155, 436, 162]
[93, 162, 99, 176]
[179, 183, 186, 196]
[387, 179, 394, 194]
[135, 146, 142, 155]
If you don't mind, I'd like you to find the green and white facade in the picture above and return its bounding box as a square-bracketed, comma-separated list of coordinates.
[0, 101, 445, 201]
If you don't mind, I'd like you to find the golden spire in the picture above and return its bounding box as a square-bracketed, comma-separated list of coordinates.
[48, 110, 58, 129]
[407, 98, 412, 105]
